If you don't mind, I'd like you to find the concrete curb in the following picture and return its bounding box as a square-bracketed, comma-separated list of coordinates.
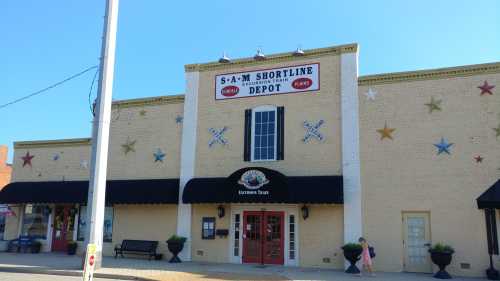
[0, 266, 157, 281]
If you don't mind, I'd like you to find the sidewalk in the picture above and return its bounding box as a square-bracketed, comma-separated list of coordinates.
[0, 252, 483, 281]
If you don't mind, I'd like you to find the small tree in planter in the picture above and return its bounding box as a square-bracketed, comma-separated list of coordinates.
[342, 243, 363, 274]
[67, 241, 78, 255]
[166, 235, 187, 263]
[429, 243, 455, 279]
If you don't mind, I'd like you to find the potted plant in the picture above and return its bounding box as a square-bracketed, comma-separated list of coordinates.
[429, 243, 455, 279]
[342, 243, 363, 274]
[166, 235, 186, 263]
[67, 241, 78, 255]
[30, 241, 42, 254]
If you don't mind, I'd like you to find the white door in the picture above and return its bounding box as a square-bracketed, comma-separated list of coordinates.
[403, 212, 432, 273]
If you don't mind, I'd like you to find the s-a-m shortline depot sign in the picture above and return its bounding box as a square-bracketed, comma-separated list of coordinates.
[215, 63, 320, 100]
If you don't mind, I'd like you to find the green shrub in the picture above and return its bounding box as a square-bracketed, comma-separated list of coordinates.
[342, 243, 362, 251]
[167, 235, 187, 243]
[430, 243, 454, 253]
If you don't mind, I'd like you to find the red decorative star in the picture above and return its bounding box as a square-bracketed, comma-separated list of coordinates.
[478, 81, 495, 96]
[474, 155, 483, 163]
[21, 151, 34, 167]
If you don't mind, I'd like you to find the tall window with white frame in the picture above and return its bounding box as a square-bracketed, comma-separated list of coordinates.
[252, 106, 277, 161]
[244, 105, 284, 162]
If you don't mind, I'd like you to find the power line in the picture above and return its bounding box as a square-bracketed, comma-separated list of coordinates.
[0, 65, 98, 110]
[88, 68, 100, 116]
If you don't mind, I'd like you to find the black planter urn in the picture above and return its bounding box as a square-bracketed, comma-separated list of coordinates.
[67, 243, 77, 255]
[429, 250, 453, 279]
[167, 241, 184, 263]
[342, 247, 363, 274]
[30, 243, 41, 254]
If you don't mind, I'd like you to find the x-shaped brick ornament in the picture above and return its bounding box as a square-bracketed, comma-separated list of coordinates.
[302, 120, 325, 143]
[208, 127, 228, 147]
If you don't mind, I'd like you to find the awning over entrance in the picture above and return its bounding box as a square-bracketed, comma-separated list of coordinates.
[477, 179, 500, 209]
[182, 167, 343, 204]
[0, 179, 179, 204]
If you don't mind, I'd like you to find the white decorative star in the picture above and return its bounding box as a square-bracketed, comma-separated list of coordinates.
[80, 160, 88, 169]
[365, 88, 377, 101]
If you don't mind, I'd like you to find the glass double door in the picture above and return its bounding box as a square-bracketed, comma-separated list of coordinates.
[242, 211, 284, 265]
[52, 205, 75, 252]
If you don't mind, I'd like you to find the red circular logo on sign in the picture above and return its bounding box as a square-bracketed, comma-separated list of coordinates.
[89, 255, 95, 266]
[292, 78, 313, 90]
[221, 85, 239, 97]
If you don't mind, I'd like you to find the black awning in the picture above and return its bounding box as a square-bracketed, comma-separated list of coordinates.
[183, 167, 343, 204]
[477, 179, 500, 209]
[0, 179, 179, 204]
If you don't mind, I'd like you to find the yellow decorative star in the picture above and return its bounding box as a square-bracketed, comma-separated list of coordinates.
[121, 138, 136, 154]
[377, 122, 396, 140]
[425, 97, 442, 113]
[494, 124, 500, 139]
[139, 109, 147, 116]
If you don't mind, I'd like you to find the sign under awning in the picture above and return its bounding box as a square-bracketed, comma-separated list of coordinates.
[182, 167, 343, 204]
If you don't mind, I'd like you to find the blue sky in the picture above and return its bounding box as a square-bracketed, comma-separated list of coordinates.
[2, 0, 499, 163]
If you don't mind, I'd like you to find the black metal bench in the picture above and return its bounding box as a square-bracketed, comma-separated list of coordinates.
[114, 239, 158, 260]
[8, 236, 40, 253]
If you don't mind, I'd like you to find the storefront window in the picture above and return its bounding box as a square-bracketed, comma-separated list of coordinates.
[202, 217, 215, 240]
[21, 204, 50, 239]
[77, 206, 113, 242]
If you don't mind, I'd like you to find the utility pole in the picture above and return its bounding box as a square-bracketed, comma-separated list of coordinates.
[84, 0, 119, 269]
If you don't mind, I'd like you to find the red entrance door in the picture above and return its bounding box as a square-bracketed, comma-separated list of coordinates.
[52, 206, 75, 252]
[242, 211, 284, 265]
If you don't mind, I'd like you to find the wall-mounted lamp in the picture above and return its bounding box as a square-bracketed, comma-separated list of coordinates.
[301, 205, 309, 220]
[217, 205, 225, 218]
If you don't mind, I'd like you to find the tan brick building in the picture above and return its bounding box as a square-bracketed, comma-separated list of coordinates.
[0, 43, 499, 278]
[0, 146, 12, 190]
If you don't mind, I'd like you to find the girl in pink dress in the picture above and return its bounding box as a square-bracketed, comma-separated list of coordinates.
[359, 237, 375, 276]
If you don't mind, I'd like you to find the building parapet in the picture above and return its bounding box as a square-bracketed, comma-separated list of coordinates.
[112, 94, 184, 108]
[359, 61, 500, 86]
[14, 138, 92, 149]
[185, 43, 358, 72]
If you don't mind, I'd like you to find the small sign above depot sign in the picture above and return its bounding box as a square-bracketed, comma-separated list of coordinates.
[215, 63, 320, 100]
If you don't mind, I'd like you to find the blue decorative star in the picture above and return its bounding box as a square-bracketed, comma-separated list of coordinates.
[434, 137, 453, 155]
[53, 153, 60, 161]
[175, 115, 183, 124]
[153, 149, 166, 162]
